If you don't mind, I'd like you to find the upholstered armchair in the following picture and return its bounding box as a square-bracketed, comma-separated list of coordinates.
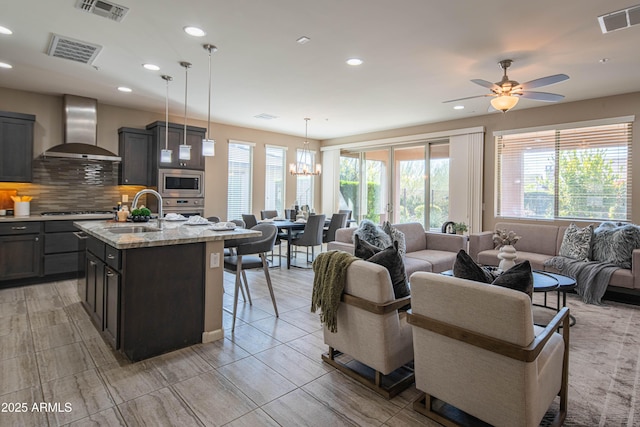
[408, 272, 569, 427]
[321, 259, 414, 398]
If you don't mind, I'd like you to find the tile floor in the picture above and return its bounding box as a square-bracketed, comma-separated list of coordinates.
[0, 263, 437, 427]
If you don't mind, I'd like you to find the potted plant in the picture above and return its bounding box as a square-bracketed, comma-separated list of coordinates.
[453, 222, 468, 235]
[130, 207, 151, 222]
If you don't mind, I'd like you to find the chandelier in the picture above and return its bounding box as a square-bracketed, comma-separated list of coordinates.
[289, 118, 321, 176]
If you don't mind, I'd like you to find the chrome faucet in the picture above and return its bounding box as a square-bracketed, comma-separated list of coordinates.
[132, 189, 164, 229]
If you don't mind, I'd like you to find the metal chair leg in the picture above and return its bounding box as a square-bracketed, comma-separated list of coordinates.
[231, 264, 242, 332]
[240, 269, 252, 305]
[260, 253, 279, 317]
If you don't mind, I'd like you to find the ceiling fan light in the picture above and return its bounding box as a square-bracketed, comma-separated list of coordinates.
[491, 95, 519, 112]
[202, 138, 215, 156]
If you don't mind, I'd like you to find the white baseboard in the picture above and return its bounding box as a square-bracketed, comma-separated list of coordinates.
[202, 329, 224, 343]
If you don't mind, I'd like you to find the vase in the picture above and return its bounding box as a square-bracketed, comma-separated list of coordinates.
[498, 245, 517, 271]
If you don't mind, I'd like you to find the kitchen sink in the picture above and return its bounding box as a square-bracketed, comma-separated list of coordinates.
[106, 226, 162, 234]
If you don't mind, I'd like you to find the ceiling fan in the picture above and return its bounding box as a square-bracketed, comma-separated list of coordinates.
[444, 59, 569, 112]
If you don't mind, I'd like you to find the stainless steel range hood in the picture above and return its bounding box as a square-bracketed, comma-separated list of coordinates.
[43, 94, 121, 162]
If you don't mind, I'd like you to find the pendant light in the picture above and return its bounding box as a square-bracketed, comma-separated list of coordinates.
[289, 118, 321, 175]
[160, 75, 173, 163]
[179, 61, 192, 161]
[202, 44, 218, 157]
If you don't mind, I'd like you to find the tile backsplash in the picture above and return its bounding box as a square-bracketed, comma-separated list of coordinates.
[0, 158, 148, 213]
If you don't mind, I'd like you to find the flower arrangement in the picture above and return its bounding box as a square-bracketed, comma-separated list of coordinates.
[453, 222, 468, 234]
[493, 228, 521, 248]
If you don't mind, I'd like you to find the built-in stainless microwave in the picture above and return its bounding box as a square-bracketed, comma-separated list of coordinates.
[158, 168, 205, 198]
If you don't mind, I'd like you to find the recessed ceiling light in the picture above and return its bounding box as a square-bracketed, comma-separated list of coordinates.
[453, 105, 464, 110]
[0, 26, 12, 35]
[143, 63, 160, 71]
[599, 58, 609, 63]
[0, 62, 13, 69]
[296, 36, 311, 44]
[117, 86, 132, 93]
[346, 58, 363, 66]
[184, 26, 206, 37]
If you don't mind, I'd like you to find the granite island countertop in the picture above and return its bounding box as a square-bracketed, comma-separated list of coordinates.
[0, 213, 113, 222]
[74, 220, 260, 250]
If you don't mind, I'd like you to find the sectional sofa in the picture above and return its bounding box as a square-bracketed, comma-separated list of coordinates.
[327, 222, 467, 277]
[468, 222, 640, 296]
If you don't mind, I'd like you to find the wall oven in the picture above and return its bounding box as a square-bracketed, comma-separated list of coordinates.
[162, 198, 205, 218]
[158, 168, 204, 198]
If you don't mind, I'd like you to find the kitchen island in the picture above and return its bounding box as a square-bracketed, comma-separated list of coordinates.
[73, 219, 259, 361]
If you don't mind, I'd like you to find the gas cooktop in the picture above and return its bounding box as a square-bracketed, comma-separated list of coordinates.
[41, 210, 113, 216]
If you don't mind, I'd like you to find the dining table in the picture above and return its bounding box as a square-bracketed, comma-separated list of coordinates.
[268, 219, 307, 269]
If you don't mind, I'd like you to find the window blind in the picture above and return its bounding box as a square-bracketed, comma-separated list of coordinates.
[496, 122, 632, 221]
[265, 146, 285, 213]
[227, 142, 253, 221]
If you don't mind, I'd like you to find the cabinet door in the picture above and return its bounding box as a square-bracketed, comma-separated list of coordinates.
[119, 130, 152, 185]
[162, 126, 183, 169]
[0, 115, 34, 182]
[104, 266, 120, 349]
[0, 234, 41, 280]
[184, 129, 205, 170]
[84, 252, 105, 329]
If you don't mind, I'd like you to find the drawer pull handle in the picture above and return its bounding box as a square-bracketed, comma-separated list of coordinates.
[35, 237, 39, 241]
[11, 226, 27, 230]
[107, 254, 115, 259]
[106, 270, 115, 277]
[73, 231, 88, 240]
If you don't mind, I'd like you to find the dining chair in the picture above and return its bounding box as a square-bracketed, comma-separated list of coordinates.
[224, 223, 279, 331]
[323, 213, 348, 244]
[260, 210, 278, 220]
[241, 214, 258, 229]
[291, 214, 326, 266]
[338, 209, 353, 221]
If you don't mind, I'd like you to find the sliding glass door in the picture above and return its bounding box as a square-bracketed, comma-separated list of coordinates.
[340, 142, 448, 229]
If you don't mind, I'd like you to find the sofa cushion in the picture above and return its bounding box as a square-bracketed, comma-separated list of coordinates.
[407, 250, 457, 273]
[382, 221, 407, 258]
[353, 219, 392, 249]
[477, 250, 552, 271]
[353, 234, 382, 259]
[403, 257, 433, 277]
[394, 222, 427, 253]
[559, 223, 593, 261]
[367, 242, 410, 299]
[494, 222, 560, 256]
[592, 222, 640, 269]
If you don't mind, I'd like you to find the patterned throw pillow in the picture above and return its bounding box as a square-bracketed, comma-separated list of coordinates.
[559, 223, 594, 261]
[382, 221, 407, 258]
[353, 219, 392, 250]
[367, 241, 410, 299]
[592, 222, 640, 269]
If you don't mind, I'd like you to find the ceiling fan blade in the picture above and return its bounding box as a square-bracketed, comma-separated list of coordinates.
[517, 74, 569, 90]
[517, 91, 565, 102]
[442, 94, 494, 103]
[471, 79, 500, 91]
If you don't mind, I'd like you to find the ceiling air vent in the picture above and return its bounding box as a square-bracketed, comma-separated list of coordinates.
[48, 34, 102, 65]
[254, 113, 279, 120]
[75, 0, 129, 22]
[598, 4, 640, 33]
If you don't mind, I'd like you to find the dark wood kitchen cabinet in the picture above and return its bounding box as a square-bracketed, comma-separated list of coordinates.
[43, 221, 86, 276]
[0, 111, 35, 182]
[83, 237, 120, 349]
[0, 222, 42, 281]
[146, 121, 206, 170]
[118, 127, 153, 186]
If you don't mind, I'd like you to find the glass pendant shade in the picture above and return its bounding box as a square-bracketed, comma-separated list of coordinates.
[202, 139, 215, 156]
[160, 149, 173, 163]
[179, 144, 191, 160]
[491, 95, 519, 112]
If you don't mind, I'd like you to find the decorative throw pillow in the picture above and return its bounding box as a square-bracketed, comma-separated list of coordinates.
[382, 221, 407, 258]
[452, 250, 494, 283]
[592, 222, 640, 269]
[353, 219, 392, 249]
[354, 234, 383, 259]
[491, 260, 534, 298]
[367, 241, 410, 299]
[559, 223, 594, 261]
